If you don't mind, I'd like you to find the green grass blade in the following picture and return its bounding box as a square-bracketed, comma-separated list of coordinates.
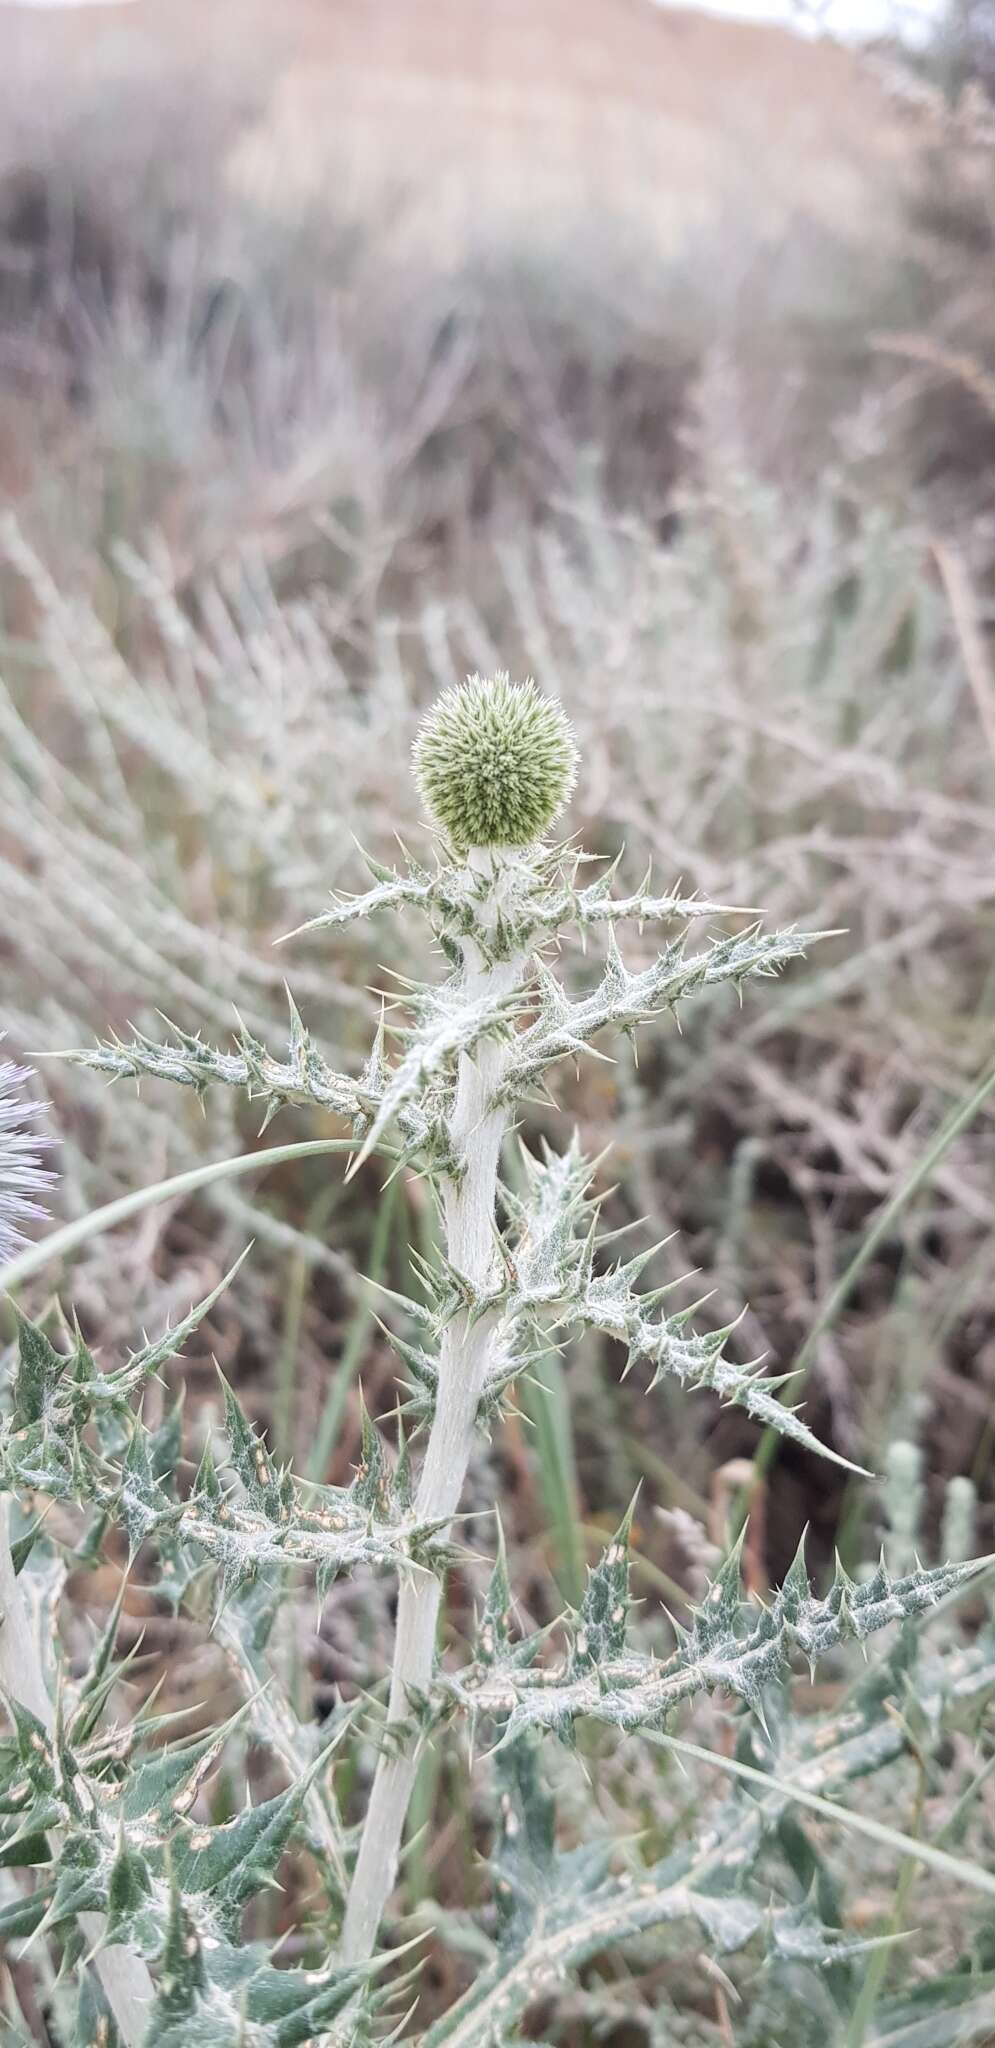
[274, 1179, 349, 1465]
[520, 1346, 585, 1607]
[404, 1739, 445, 1909]
[0, 1137, 379, 1296]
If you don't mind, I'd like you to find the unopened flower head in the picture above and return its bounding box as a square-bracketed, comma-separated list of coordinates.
[412, 674, 578, 850]
[0, 1044, 53, 1267]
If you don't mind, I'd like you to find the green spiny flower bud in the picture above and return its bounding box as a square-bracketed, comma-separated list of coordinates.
[412, 673, 577, 850]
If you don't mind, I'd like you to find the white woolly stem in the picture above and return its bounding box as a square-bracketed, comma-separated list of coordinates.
[0, 1497, 155, 2044]
[342, 849, 524, 1964]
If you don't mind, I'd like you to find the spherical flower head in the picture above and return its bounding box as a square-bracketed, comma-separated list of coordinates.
[412, 674, 578, 851]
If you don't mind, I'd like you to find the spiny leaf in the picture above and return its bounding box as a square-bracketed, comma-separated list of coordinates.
[105, 1825, 154, 1941]
[499, 923, 829, 1099]
[767, 1884, 906, 1969]
[491, 1735, 556, 1942]
[72, 1971, 122, 2048]
[573, 1500, 635, 1675]
[280, 855, 439, 939]
[478, 1520, 514, 1668]
[445, 1546, 991, 1740]
[11, 1307, 66, 1425]
[173, 1767, 316, 1925]
[120, 1722, 236, 1825]
[219, 1372, 285, 1518]
[69, 1572, 133, 1748]
[144, 1922, 371, 2046]
[352, 1389, 394, 1519]
[500, 1134, 865, 1474]
[60, 1012, 369, 1129]
[424, 1648, 995, 2048]
[156, 1877, 208, 2020]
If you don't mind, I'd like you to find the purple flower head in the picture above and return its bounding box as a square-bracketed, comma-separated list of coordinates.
[0, 1042, 54, 1267]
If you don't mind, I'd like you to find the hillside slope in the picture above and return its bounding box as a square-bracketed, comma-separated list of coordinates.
[2, 0, 918, 264]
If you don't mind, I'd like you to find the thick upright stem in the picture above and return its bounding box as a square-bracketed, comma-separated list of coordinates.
[0, 1498, 155, 2045]
[342, 851, 523, 1963]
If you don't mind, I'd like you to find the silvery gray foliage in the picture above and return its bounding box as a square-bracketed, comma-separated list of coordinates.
[3, 680, 994, 2047]
[442, 1522, 985, 1741]
[421, 1599, 995, 2048]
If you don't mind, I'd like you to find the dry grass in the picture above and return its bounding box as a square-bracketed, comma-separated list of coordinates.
[2, 375, 992, 1567]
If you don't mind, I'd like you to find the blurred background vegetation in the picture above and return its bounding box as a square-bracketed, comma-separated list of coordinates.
[0, 0, 993, 2022]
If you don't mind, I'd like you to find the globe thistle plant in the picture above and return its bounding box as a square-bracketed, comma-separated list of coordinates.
[2, 675, 993, 2047]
